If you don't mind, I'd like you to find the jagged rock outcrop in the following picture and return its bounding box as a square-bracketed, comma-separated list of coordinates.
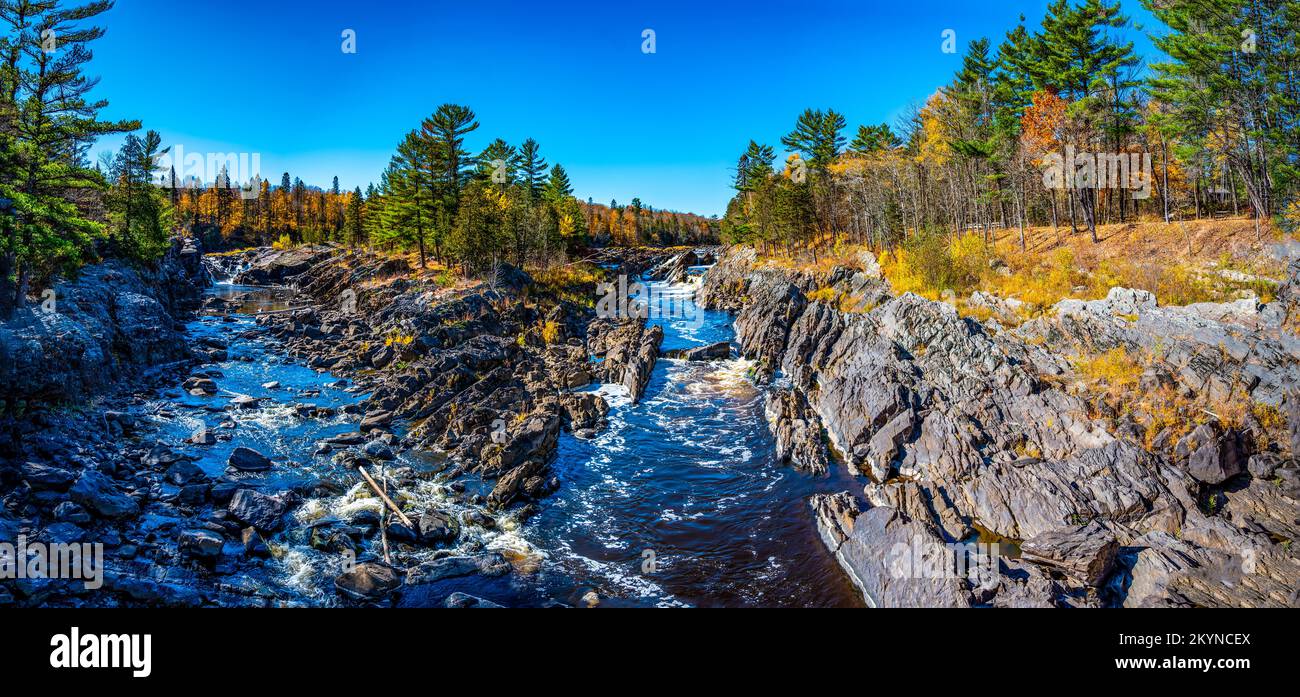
[811, 492, 973, 608]
[645, 247, 720, 284]
[587, 318, 663, 403]
[765, 388, 830, 475]
[1020, 521, 1119, 586]
[711, 244, 1299, 607]
[234, 245, 338, 285]
[1017, 285, 1300, 406]
[0, 237, 207, 412]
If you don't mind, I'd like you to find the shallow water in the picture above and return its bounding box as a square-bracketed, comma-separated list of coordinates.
[142, 273, 862, 607]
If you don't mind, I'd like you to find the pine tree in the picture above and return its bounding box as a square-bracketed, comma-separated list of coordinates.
[0, 0, 137, 315]
[106, 130, 171, 260]
[848, 124, 901, 153]
[517, 138, 547, 198]
[543, 164, 573, 202]
[781, 108, 846, 170]
[476, 138, 517, 183]
[344, 186, 364, 245]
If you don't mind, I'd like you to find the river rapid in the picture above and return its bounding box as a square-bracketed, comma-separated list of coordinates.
[138, 266, 863, 607]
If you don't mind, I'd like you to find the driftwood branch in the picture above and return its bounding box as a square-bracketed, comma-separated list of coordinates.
[357, 464, 414, 528]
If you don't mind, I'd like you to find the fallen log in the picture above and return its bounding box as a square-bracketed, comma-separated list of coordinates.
[357, 464, 414, 528]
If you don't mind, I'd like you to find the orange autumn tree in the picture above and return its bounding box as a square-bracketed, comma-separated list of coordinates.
[1019, 89, 1069, 166]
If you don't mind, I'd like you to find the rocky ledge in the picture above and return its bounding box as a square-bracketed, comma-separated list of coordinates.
[0, 238, 208, 452]
[703, 245, 1300, 608]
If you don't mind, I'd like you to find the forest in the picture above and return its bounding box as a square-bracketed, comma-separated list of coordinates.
[4, 0, 1297, 315]
[0, 0, 717, 318]
[722, 0, 1299, 260]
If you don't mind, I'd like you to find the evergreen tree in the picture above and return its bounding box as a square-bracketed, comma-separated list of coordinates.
[106, 130, 172, 261]
[781, 108, 847, 170]
[517, 138, 547, 198]
[0, 0, 137, 315]
[344, 186, 364, 245]
[543, 164, 573, 202]
[848, 124, 901, 153]
[477, 137, 518, 183]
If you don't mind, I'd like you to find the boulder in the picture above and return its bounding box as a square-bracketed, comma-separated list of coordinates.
[665, 341, 731, 361]
[177, 529, 223, 559]
[227, 447, 272, 472]
[405, 553, 511, 585]
[1020, 521, 1119, 586]
[227, 489, 287, 532]
[334, 563, 401, 601]
[164, 460, 207, 486]
[417, 509, 460, 544]
[444, 592, 504, 608]
[359, 410, 393, 433]
[230, 395, 261, 410]
[20, 462, 75, 491]
[1184, 427, 1247, 485]
[69, 471, 139, 519]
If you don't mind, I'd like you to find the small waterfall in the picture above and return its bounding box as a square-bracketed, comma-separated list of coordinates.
[202, 254, 250, 284]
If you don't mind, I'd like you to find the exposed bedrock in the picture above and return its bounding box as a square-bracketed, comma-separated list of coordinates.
[708, 245, 1299, 607]
[0, 237, 207, 414]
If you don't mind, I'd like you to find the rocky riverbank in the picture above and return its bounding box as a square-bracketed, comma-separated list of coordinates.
[5, 237, 1294, 608]
[0, 242, 693, 607]
[0, 238, 207, 422]
[700, 245, 1300, 607]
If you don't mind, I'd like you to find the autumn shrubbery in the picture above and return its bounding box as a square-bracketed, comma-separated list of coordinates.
[1072, 347, 1144, 396]
[882, 230, 1077, 318]
[529, 261, 605, 307]
[880, 230, 989, 300]
[877, 224, 1281, 323]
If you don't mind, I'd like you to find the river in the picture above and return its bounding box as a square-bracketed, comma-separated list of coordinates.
[138, 266, 863, 607]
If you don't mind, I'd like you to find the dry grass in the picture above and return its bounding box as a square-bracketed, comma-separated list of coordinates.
[874, 218, 1290, 317]
[1073, 347, 1144, 397]
[528, 261, 605, 307]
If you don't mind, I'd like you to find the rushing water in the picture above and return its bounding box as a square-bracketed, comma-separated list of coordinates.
[527, 277, 864, 607]
[141, 271, 863, 607]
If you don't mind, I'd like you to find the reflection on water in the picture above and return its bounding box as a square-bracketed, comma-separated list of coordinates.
[206, 284, 303, 315]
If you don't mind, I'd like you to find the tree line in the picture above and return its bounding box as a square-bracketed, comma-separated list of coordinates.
[722, 0, 1300, 258]
[1, 0, 721, 320]
[167, 110, 721, 274]
[581, 198, 718, 247]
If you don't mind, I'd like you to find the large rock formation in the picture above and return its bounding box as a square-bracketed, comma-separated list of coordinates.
[704, 244, 1300, 607]
[0, 237, 206, 410]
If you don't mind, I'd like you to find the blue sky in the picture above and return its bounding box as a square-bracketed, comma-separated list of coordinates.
[90, 0, 1162, 216]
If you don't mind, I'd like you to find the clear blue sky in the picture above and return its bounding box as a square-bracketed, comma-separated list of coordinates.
[91, 0, 1161, 217]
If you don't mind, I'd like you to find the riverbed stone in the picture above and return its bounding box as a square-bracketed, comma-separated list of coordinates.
[177, 529, 224, 559]
[227, 489, 287, 532]
[334, 562, 401, 601]
[405, 553, 511, 585]
[227, 447, 272, 472]
[69, 471, 140, 520]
